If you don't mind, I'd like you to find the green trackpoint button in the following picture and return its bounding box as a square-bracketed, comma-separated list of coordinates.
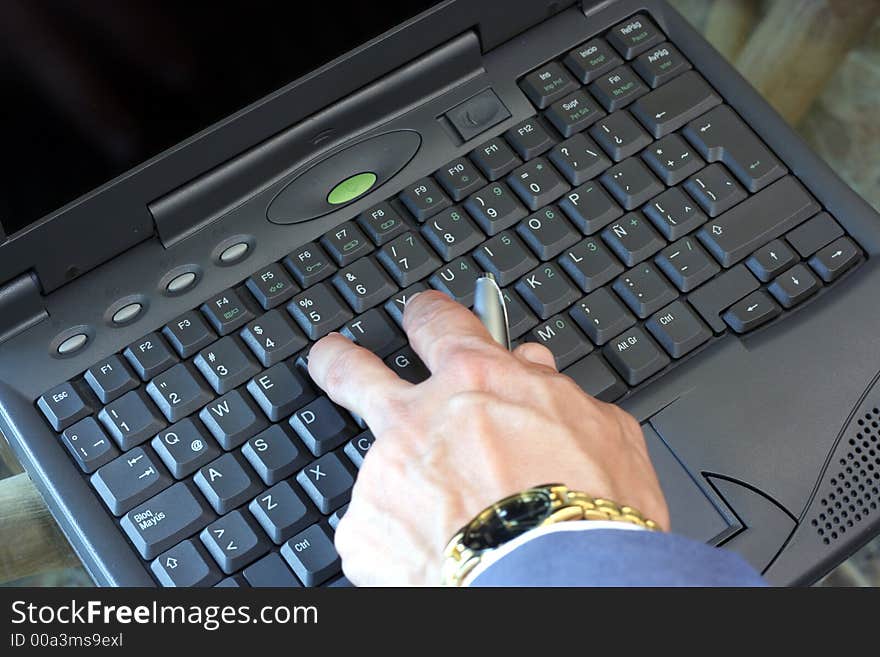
[327, 172, 377, 205]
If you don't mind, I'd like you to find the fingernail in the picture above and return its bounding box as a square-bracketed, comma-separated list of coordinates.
[406, 291, 422, 305]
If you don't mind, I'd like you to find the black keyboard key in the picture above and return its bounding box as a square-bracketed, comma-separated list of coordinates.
[502, 288, 539, 339]
[38, 381, 94, 432]
[284, 242, 337, 287]
[517, 206, 580, 260]
[589, 111, 652, 162]
[603, 326, 670, 385]
[152, 418, 220, 479]
[472, 231, 537, 286]
[683, 105, 786, 192]
[435, 158, 487, 201]
[241, 309, 308, 367]
[421, 206, 484, 261]
[281, 523, 341, 586]
[684, 163, 747, 217]
[655, 236, 720, 292]
[244, 552, 301, 588]
[722, 291, 782, 334]
[602, 212, 666, 266]
[745, 239, 797, 282]
[545, 89, 606, 137]
[123, 332, 179, 380]
[383, 282, 428, 327]
[508, 158, 570, 212]
[296, 452, 355, 514]
[399, 178, 452, 221]
[564, 37, 623, 83]
[601, 158, 664, 210]
[505, 117, 555, 160]
[199, 389, 268, 450]
[696, 177, 820, 267]
[786, 212, 844, 257]
[288, 283, 354, 340]
[549, 133, 611, 186]
[589, 65, 648, 112]
[249, 480, 317, 544]
[91, 446, 172, 516]
[385, 345, 431, 384]
[643, 186, 707, 240]
[343, 431, 375, 469]
[200, 289, 256, 337]
[569, 288, 636, 345]
[247, 362, 316, 422]
[768, 264, 821, 309]
[120, 481, 215, 560]
[559, 181, 623, 234]
[687, 264, 760, 332]
[194, 452, 262, 515]
[630, 71, 721, 138]
[464, 182, 529, 235]
[246, 263, 299, 310]
[357, 202, 409, 245]
[332, 257, 398, 313]
[641, 133, 704, 186]
[194, 336, 261, 394]
[201, 509, 270, 574]
[291, 396, 359, 457]
[527, 314, 593, 370]
[613, 263, 678, 318]
[243, 425, 310, 485]
[162, 311, 217, 359]
[98, 389, 166, 450]
[559, 238, 624, 292]
[645, 300, 711, 358]
[377, 232, 442, 287]
[519, 61, 578, 109]
[470, 136, 521, 181]
[430, 256, 481, 306]
[341, 308, 406, 358]
[633, 42, 691, 87]
[146, 362, 214, 423]
[321, 221, 373, 266]
[515, 263, 580, 320]
[61, 417, 118, 473]
[84, 355, 139, 404]
[328, 504, 349, 530]
[809, 237, 861, 283]
[608, 14, 664, 59]
[215, 575, 247, 587]
[152, 539, 221, 588]
[562, 354, 627, 402]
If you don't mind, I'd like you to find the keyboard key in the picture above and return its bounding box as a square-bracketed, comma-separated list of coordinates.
[385, 345, 431, 384]
[38, 381, 94, 432]
[246, 263, 299, 310]
[527, 315, 593, 370]
[464, 182, 529, 235]
[194, 452, 263, 515]
[655, 236, 719, 292]
[569, 288, 636, 345]
[745, 239, 797, 282]
[786, 212, 844, 257]
[84, 355, 139, 404]
[194, 336, 261, 394]
[630, 71, 721, 138]
[501, 288, 539, 339]
[607, 14, 664, 59]
[473, 231, 537, 286]
[589, 65, 648, 112]
[357, 202, 409, 245]
[200, 289, 256, 336]
[643, 186, 707, 240]
[247, 362, 316, 422]
[283, 242, 337, 287]
[250, 480, 318, 544]
[152, 539, 221, 588]
[684, 163, 747, 217]
[241, 310, 308, 367]
[435, 158, 487, 201]
[291, 396, 359, 457]
[603, 326, 670, 386]
[332, 257, 398, 313]
[508, 158, 571, 211]
[124, 332, 179, 380]
[516, 263, 580, 320]
[696, 176, 820, 267]
[645, 300, 711, 358]
[768, 264, 821, 308]
[602, 212, 666, 266]
[549, 133, 611, 186]
[243, 425, 311, 485]
[558, 181, 623, 234]
[321, 221, 373, 266]
[91, 446, 172, 516]
[146, 362, 214, 423]
[214, 575, 247, 587]
[243, 552, 301, 587]
[343, 430, 375, 469]
[120, 481, 215, 560]
[545, 89, 606, 137]
[61, 417, 118, 473]
[296, 452, 355, 514]
[613, 263, 678, 318]
[162, 311, 217, 359]
[564, 37, 623, 83]
[589, 111, 652, 162]
[282, 523, 341, 586]
[722, 291, 782, 333]
[687, 264, 760, 332]
[562, 354, 627, 402]
[341, 308, 406, 358]
[152, 418, 220, 479]
[429, 256, 481, 306]
[328, 504, 349, 530]
[641, 133, 704, 186]
[201, 509, 270, 574]
[199, 389, 268, 450]
[383, 282, 428, 327]
[808, 237, 861, 283]
[601, 158, 664, 210]
[98, 389, 166, 450]
[421, 206, 484, 261]
[470, 136, 521, 181]
[505, 117, 555, 160]
[519, 61, 578, 109]
[517, 206, 580, 260]
[399, 178, 452, 221]
[559, 238, 624, 292]
[633, 42, 691, 87]
[377, 232, 442, 287]
[288, 283, 353, 340]
[325, 575, 354, 587]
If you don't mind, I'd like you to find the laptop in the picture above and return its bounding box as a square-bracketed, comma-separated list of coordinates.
[1, 0, 877, 587]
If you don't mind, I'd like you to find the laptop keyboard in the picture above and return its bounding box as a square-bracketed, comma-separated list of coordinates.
[35, 13, 864, 587]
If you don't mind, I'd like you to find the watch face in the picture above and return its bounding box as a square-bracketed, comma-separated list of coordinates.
[463, 489, 553, 550]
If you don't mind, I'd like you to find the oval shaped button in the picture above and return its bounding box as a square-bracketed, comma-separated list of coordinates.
[112, 303, 143, 325]
[219, 242, 249, 264]
[166, 272, 197, 294]
[327, 172, 377, 205]
[57, 333, 88, 355]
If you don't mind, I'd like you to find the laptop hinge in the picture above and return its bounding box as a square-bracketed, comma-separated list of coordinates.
[0, 272, 48, 344]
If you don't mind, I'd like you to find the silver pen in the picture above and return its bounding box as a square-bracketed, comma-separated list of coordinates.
[473, 272, 511, 350]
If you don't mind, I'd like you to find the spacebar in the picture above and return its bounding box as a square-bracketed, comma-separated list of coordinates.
[696, 176, 820, 267]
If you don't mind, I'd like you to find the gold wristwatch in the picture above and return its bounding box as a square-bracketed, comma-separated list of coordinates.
[441, 483, 660, 586]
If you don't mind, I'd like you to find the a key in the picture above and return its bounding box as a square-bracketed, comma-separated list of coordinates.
[643, 186, 707, 240]
[745, 239, 797, 282]
[502, 288, 539, 338]
[123, 332, 179, 381]
[328, 504, 349, 530]
[283, 242, 337, 287]
[519, 61, 578, 109]
[383, 282, 428, 327]
[146, 362, 214, 423]
[61, 417, 118, 473]
[84, 355, 139, 404]
[645, 300, 711, 358]
[249, 478, 316, 545]
[507, 158, 570, 211]
[613, 263, 678, 318]
[601, 158, 664, 210]
[464, 182, 529, 235]
[559, 238, 624, 292]
[241, 309, 308, 367]
[243, 552, 301, 587]
[683, 105, 786, 192]
[399, 178, 452, 221]
[516, 262, 580, 320]
[332, 257, 398, 313]
[281, 523, 341, 586]
[194, 336, 261, 394]
[528, 315, 593, 370]
[377, 232, 442, 286]
[589, 65, 649, 112]
[287, 283, 354, 340]
[696, 177, 820, 267]
[569, 288, 636, 345]
[768, 264, 820, 308]
[162, 311, 217, 359]
[435, 158, 487, 201]
[200, 289, 256, 336]
[247, 361, 316, 422]
[589, 111, 652, 162]
[344, 431, 375, 469]
[151, 418, 220, 479]
[290, 396, 359, 457]
[544, 89, 606, 137]
[421, 206, 484, 261]
[549, 133, 612, 186]
[152, 539, 221, 588]
[194, 452, 263, 515]
[607, 14, 665, 59]
[321, 221, 373, 266]
[641, 133, 704, 185]
[504, 117, 555, 160]
[786, 212, 844, 258]
[246, 263, 299, 310]
[120, 481, 215, 560]
[655, 236, 719, 292]
[808, 237, 861, 283]
[201, 509, 270, 574]
[357, 202, 409, 245]
[602, 212, 666, 266]
[38, 381, 94, 432]
[630, 71, 721, 138]
[98, 389, 166, 450]
[633, 42, 691, 88]
[430, 256, 481, 306]
[517, 206, 580, 260]
[199, 389, 268, 450]
[341, 308, 406, 358]
[558, 181, 623, 234]
[562, 354, 627, 402]
[469, 136, 521, 181]
[722, 291, 782, 333]
[243, 425, 311, 485]
[687, 264, 760, 332]
[684, 163, 747, 217]
[603, 326, 670, 386]
[564, 37, 623, 83]
[91, 446, 172, 516]
[296, 452, 355, 514]
[385, 345, 431, 384]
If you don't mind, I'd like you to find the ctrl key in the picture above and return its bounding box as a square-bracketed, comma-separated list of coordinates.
[281, 523, 341, 586]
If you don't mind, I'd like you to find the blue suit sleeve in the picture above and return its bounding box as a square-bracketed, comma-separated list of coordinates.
[468, 529, 767, 587]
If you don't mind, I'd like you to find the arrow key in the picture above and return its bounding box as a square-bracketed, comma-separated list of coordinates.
[151, 539, 221, 587]
[745, 239, 797, 282]
[722, 291, 782, 333]
[768, 264, 821, 309]
[808, 237, 861, 283]
[200, 509, 270, 574]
